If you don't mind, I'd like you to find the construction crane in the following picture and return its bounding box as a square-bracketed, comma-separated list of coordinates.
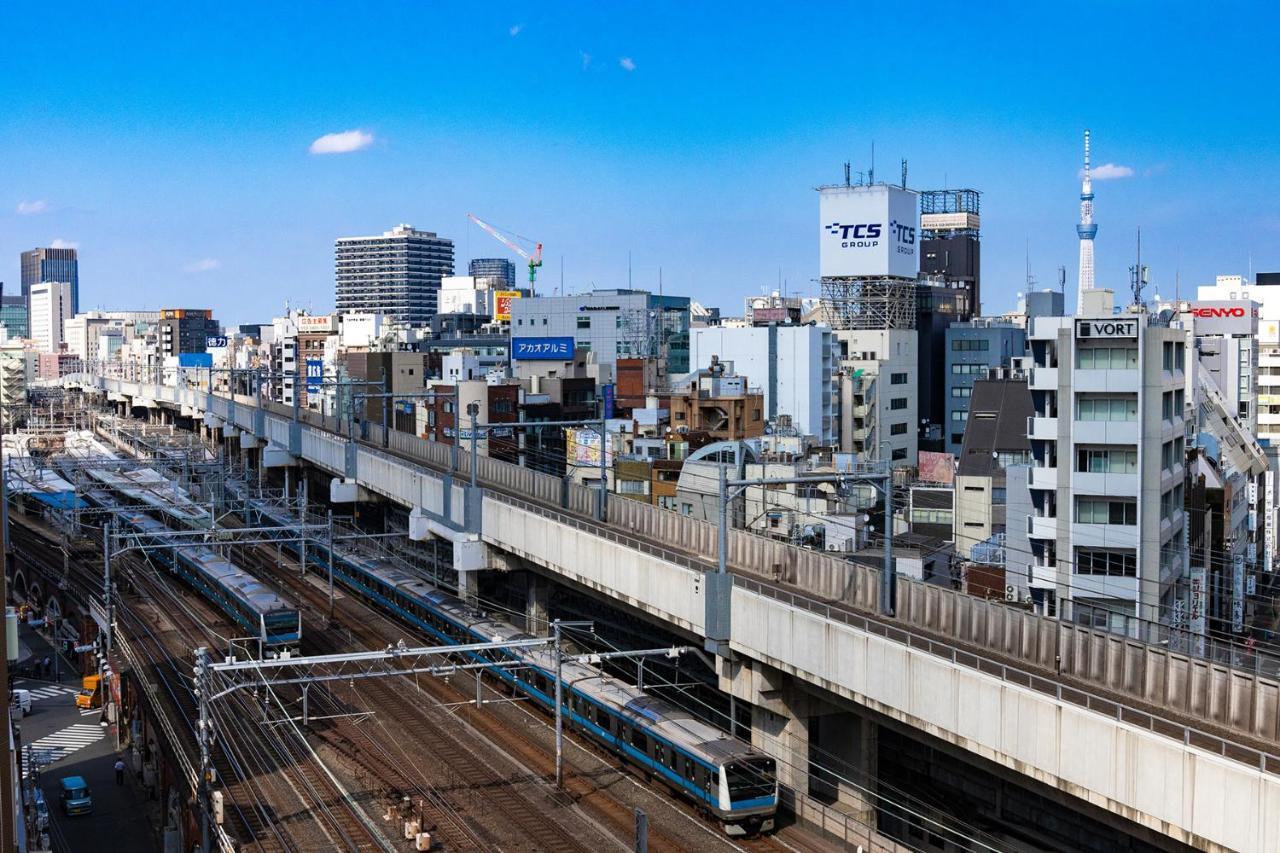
[467, 213, 543, 293]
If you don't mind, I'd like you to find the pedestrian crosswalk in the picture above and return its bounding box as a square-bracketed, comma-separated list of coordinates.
[20, 724, 105, 779]
[13, 682, 80, 703]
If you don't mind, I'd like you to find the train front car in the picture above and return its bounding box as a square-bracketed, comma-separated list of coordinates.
[715, 751, 778, 835]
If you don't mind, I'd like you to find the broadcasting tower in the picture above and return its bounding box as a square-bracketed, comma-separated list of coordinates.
[1076, 129, 1098, 312]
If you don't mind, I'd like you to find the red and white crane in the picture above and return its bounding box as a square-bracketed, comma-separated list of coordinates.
[467, 213, 543, 294]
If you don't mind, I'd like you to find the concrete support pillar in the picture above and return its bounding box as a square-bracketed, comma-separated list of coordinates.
[457, 567, 479, 608]
[751, 690, 811, 795]
[816, 711, 878, 826]
[525, 572, 550, 634]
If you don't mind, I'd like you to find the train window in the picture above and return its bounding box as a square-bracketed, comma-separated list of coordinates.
[630, 727, 647, 753]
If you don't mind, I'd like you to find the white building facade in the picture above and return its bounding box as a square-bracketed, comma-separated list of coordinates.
[688, 324, 837, 445]
[1026, 292, 1187, 631]
[29, 281, 73, 354]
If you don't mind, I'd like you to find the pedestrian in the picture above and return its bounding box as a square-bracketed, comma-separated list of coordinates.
[114, 758, 125, 786]
[41, 656, 50, 679]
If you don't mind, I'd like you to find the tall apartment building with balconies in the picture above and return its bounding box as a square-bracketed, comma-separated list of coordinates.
[335, 224, 455, 326]
[1025, 289, 1188, 632]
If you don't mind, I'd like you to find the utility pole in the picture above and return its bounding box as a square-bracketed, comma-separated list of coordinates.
[194, 646, 212, 853]
[468, 403, 480, 488]
[326, 510, 335, 621]
[103, 520, 114, 654]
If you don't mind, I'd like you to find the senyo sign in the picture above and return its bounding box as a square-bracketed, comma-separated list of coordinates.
[1184, 300, 1259, 336]
[1075, 318, 1138, 339]
[818, 184, 919, 279]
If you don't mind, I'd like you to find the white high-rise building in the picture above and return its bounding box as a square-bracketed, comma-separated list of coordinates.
[335, 224, 455, 326]
[1025, 289, 1187, 631]
[29, 281, 73, 354]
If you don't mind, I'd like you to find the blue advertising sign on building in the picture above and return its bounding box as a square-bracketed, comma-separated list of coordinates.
[305, 359, 324, 393]
[512, 336, 574, 361]
[178, 352, 213, 369]
[602, 384, 615, 418]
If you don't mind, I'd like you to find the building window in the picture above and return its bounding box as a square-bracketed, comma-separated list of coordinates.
[1077, 447, 1138, 473]
[1075, 549, 1137, 576]
[1076, 395, 1137, 422]
[951, 339, 990, 351]
[890, 398, 908, 410]
[890, 422, 907, 435]
[577, 316, 591, 329]
[890, 372, 908, 385]
[951, 387, 972, 398]
[1075, 498, 1137, 525]
[1077, 346, 1138, 369]
[951, 363, 986, 375]
[951, 410, 968, 421]
[891, 447, 907, 461]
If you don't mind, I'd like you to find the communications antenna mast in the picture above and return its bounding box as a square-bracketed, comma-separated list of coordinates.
[467, 213, 543, 293]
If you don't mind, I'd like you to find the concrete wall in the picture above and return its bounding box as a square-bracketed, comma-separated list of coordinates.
[731, 583, 1280, 852]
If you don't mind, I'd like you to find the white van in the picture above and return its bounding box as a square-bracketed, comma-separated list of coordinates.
[10, 689, 31, 718]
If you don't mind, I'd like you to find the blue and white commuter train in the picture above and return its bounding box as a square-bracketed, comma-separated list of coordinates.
[87, 490, 301, 654]
[248, 498, 778, 835]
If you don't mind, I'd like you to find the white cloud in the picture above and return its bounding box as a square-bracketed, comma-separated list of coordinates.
[309, 129, 375, 155]
[1084, 163, 1135, 181]
[580, 51, 592, 70]
[509, 24, 521, 36]
[16, 200, 49, 215]
[49, 238, 78, 250]
[183, 258, 220, 273]
[619, 57, 636, 72]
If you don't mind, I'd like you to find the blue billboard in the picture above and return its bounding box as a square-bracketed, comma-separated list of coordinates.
[512, 336, 574, 361]
[178, 352, 213, 369]
[305, 359, 324, 393]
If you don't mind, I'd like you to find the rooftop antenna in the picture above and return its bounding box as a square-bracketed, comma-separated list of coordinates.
[658, 265, 663, 298]
[1058, 265, 1067, 297]
[843, 161, 851, 187]
[900, 158, 908, 189]
[1128, 226, 1148, 306]
[869, 141, 875, 185]
[628, 250, 632, 289]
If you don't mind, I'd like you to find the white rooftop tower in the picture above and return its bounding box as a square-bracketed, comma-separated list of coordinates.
[1076, 129, 1098, 312]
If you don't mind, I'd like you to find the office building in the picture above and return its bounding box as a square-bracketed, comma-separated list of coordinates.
[689, 323, 836, 445]
[0, 284, 27, 341]
[835, 328, 918, 464]
[1025, 290, 1187, 629]
[944, 319, 1027, 454]
[21, 246, 79, 314]
[335, 224, 455, 326]
[468, 258, 517, 288]
[157, 309, 220, 358]
[511, 289, 691, 374]
[919, 188, 981, 316]
[29, 281, 73, 353]
[916, 283, 969, 449]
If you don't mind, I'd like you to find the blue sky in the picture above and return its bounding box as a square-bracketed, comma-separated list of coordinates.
[2, 2, 1278, 325]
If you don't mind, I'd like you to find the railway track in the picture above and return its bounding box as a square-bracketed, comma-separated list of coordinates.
[9, 514, 386, 852]
[229, 516, 834, 853]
